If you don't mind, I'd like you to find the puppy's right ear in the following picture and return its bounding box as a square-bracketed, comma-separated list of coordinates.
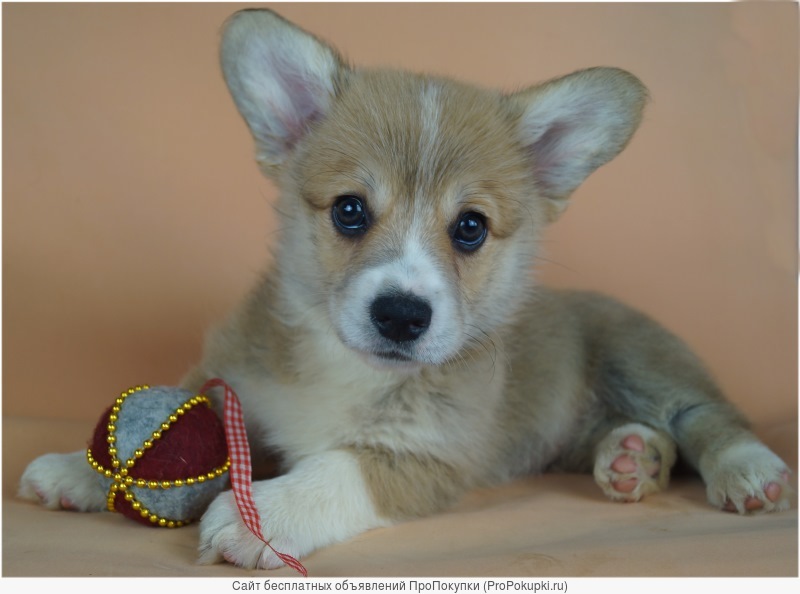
[220, 10, 347, 172]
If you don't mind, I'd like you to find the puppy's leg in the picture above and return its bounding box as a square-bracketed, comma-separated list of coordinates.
[674, 406, 791, 513]
[578, 294, 792, 514]
[198, 451, 379, 569]
[593, 423, 677, 502]
[198, 447, 464, 569]
[602, 364, 792, 513]
[19, 450, 107, 512]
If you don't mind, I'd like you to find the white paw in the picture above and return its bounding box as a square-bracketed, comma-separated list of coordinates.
[198, 486, 301, 570]
[197, 451, 389, 570]
[701, 441, 792, 514]
[594, 423, 677, 502]
[18, 450, 107, 512]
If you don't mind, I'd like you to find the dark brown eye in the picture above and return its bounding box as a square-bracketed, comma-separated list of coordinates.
[332, 195, 368, 236]
[452, 211, 487, 252]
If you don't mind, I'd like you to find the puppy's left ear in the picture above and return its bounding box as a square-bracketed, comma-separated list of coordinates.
[510, 67, 648, 221]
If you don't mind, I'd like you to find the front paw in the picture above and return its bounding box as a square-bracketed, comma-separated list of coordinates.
[197, 451, 389, 570]
[19, 451, 107, 512]
[702, 442, 792, 514]
[198, 487, 301, 570]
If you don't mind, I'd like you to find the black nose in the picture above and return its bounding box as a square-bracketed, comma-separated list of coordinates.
[370, 293, 432, 343]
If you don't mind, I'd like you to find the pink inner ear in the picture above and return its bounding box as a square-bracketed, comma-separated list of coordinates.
[530, 121, 570, 165]
[527, 120, 579, 197]
[281, 75, 325, 148]
[266, 53, 331, 152]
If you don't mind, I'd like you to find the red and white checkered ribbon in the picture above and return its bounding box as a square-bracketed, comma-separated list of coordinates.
[201, 378, 308, 577]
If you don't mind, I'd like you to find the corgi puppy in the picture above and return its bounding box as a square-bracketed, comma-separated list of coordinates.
[20, 9, 791, 570]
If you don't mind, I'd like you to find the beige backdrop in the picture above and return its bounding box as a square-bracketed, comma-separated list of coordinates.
[3, 2, 797, 432]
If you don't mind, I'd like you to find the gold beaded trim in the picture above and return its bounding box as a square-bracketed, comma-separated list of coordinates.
[87, 384, 230, 528]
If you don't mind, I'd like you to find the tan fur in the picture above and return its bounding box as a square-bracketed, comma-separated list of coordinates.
[350, 446, 467, 520]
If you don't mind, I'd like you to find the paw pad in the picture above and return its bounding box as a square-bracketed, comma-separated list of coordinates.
[722, 481, 788, 513]
[594, 423, 677, 503]
[59, 496, 78, 511]
[621, 434, 645, 452]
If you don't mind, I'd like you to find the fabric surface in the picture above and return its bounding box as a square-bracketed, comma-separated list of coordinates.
[3, 416, 796, 578]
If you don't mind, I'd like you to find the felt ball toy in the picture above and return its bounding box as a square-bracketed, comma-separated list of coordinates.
[86, 384, 230, 528]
